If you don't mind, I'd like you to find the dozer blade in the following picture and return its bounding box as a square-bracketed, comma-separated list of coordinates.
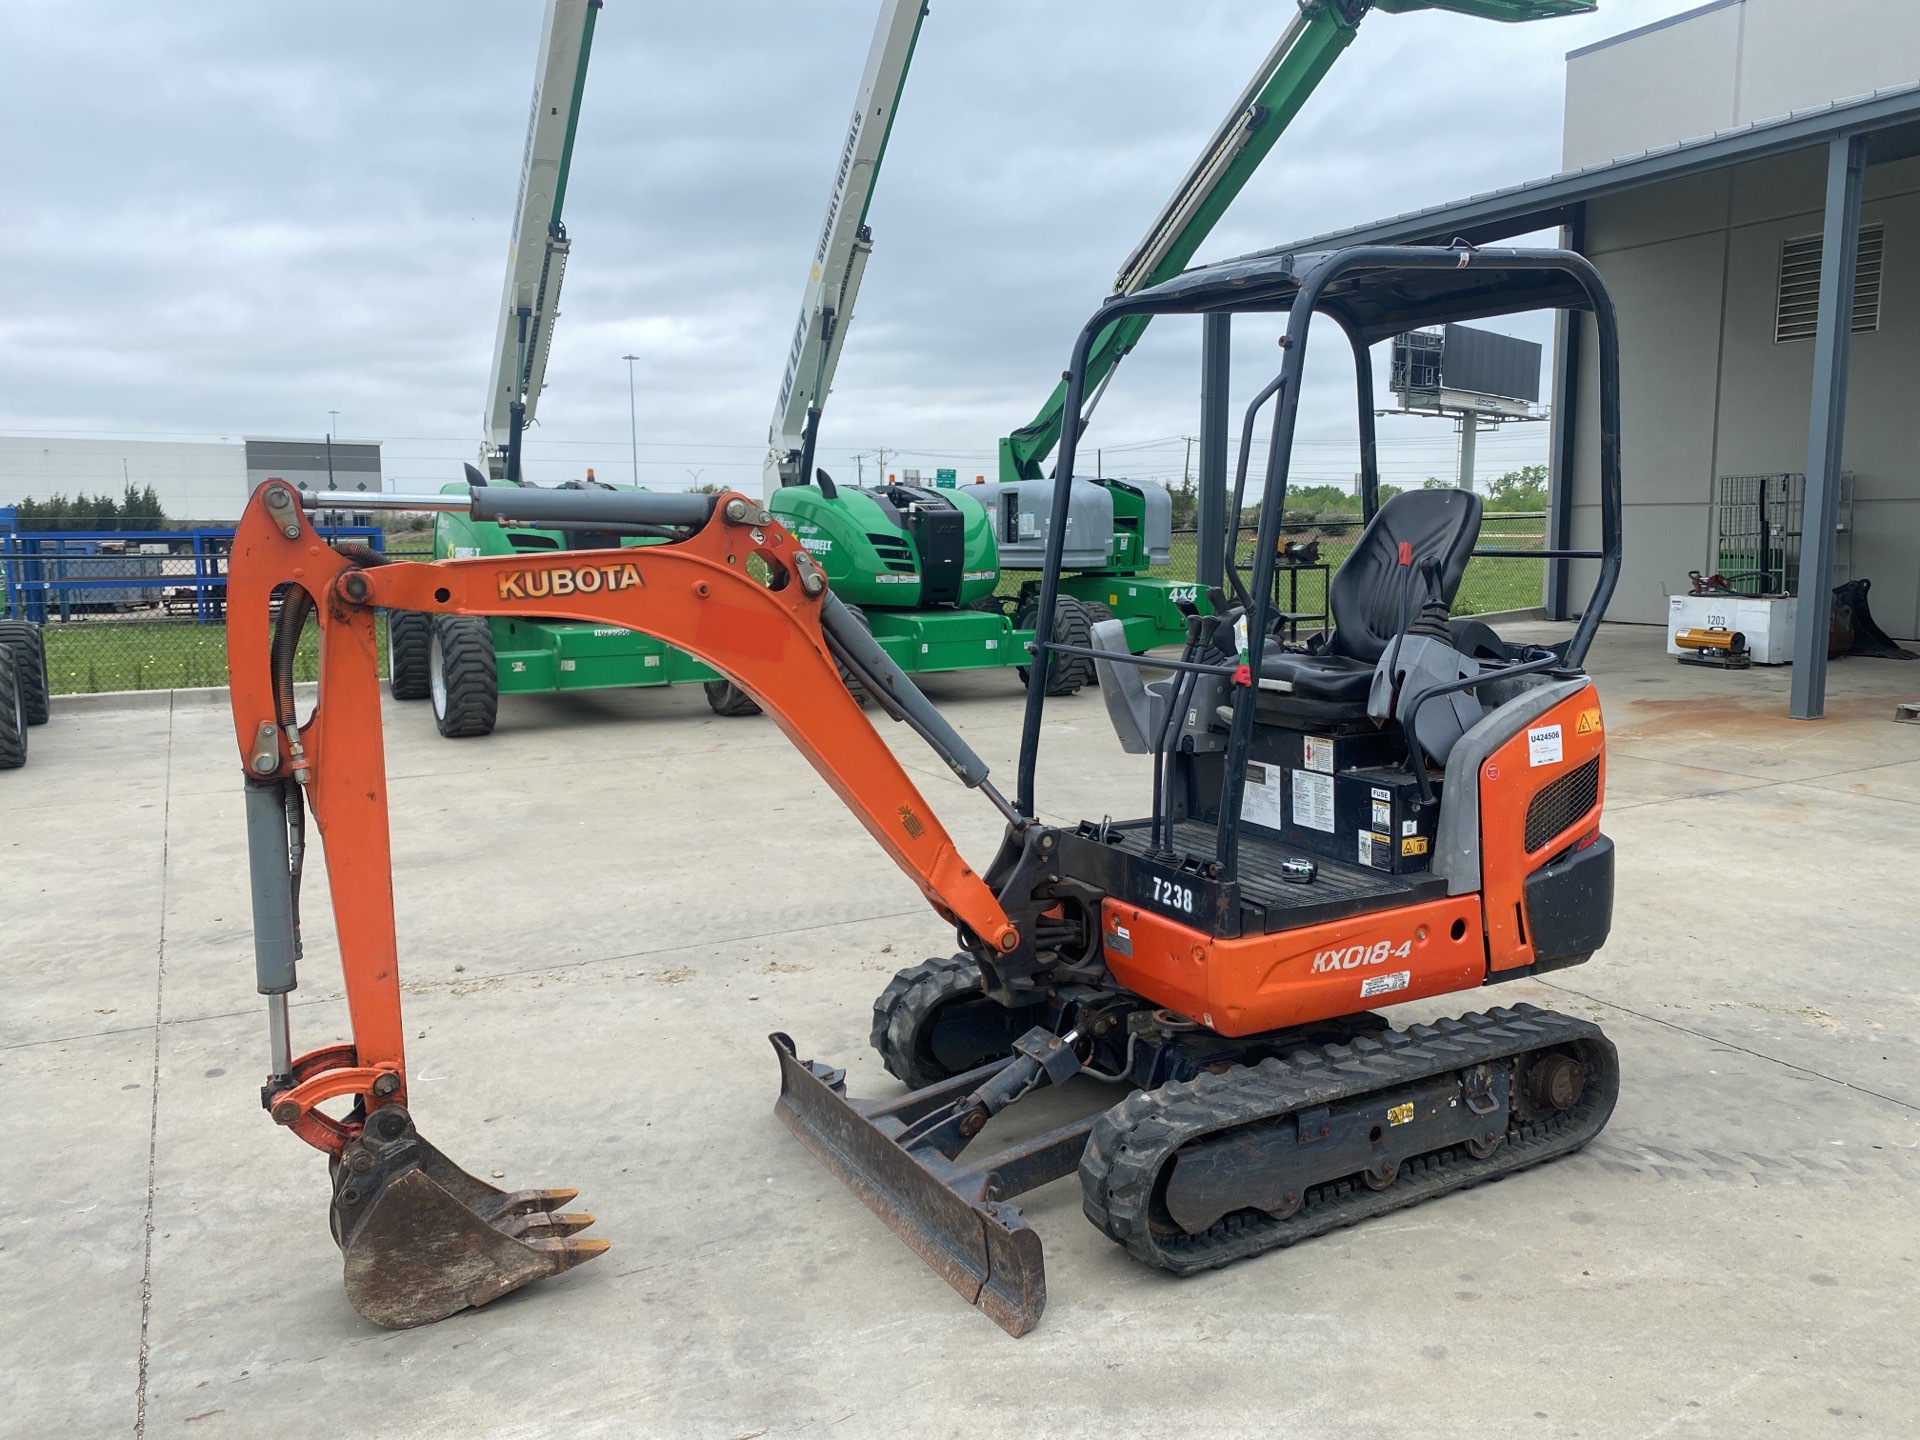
[772, 1033, 1085, 1338]
[330, 1105, 608, 1329]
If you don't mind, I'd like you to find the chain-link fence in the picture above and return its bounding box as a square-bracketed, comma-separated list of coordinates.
[2, 525, 400, 695]
[9, 516, 1545, 696]
[1001, 512, 1547, 628]
[1177, 512, 1547, 620]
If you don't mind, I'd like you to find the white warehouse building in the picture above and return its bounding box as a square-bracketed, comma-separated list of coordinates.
[0, 435, 383, 524]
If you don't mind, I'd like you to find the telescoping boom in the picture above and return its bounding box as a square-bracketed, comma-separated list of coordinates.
[762, 0, 930, 497]
[483, 0, 603, 484]
[995, 0, 1595, 483]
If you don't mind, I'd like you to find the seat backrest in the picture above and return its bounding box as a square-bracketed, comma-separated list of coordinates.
[1326, 488, 1483, 663]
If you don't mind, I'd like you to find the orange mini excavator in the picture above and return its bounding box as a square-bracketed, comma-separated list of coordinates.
[230, 245, 1625, 1335]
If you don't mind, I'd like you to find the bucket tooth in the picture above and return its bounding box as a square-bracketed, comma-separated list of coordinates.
[331, 1106, 607, 1329]
[491, 1187, 581, 1215]
[499, 1210, 600, 1241]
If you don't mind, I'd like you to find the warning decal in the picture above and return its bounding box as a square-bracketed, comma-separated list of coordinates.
[1243, 761, 1285, 829]
[1576, 707, 1603, 735]
[1292, 770, 1335, 833]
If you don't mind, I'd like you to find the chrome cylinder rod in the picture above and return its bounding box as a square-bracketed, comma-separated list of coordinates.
[267, 993, 292, 1077]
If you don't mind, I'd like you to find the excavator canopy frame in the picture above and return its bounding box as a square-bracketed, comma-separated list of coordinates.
[1015, 243, 1626, 842]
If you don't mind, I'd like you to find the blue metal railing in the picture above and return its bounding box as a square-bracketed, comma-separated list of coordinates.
[0, 525, 386, 624]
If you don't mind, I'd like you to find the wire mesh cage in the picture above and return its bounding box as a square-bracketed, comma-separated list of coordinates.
[1711, 472, 1853, 596]
[1389, 329, 1446, 406]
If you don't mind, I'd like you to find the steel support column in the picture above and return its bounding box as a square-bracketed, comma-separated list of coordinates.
[1545, 204, 1586, 621]
[1790, 134, 1867, 720]
[1196, 312, 1231, 591]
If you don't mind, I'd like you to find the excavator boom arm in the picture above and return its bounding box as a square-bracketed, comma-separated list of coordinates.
[226, 482, 1015, 1160]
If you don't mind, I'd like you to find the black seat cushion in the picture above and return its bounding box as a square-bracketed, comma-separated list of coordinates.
[1249, 489, 1483, 717]
[1324, 488, 1483, 664]
[1257, 649, 1373, 702]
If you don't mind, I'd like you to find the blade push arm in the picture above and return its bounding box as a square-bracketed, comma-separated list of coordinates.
[227, 481, 1016, 1157]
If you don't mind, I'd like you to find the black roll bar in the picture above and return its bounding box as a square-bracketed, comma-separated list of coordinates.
[1018, 244, 1627, 877]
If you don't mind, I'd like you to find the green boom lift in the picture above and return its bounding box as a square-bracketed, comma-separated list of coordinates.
[389, 0, 742, 736]
[997, 0, 1595, 641]
[754, 0, 1597, 701]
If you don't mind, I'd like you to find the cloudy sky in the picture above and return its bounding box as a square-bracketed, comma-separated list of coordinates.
[1, 0, 1685, 498]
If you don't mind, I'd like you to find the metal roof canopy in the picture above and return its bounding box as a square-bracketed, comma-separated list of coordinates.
[1234, 82, 1920, 257]
[1202, 82, 1920, 721]
[1119, 244, 1598, 339]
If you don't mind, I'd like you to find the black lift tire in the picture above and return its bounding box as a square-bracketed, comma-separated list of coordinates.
[836, 604, 873, 708]
[429, 615, 498, 738]
[703, 679, 762, 718]
[870, 954, 1043, 1090]
[1081, 600, 1116, 687]
[1017, 594, 1093, 695]
[0, 645, 28, 769]
[386, 610, 431, 701]
[0, 621, 50, 725]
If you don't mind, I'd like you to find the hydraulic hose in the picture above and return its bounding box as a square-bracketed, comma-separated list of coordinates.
[819, 595, 1021, 828]
[267, 585, 313, 969]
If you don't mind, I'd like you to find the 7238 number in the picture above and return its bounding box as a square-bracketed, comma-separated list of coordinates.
[1151, 876, 1194, 914]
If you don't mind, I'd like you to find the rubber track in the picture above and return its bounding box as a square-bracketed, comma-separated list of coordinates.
[0, 621, 50, 725]
[386, 610, 431, 701]
[433, 616, 498, 738]
[1080, 1004, 1618, 1275]
[869, 955, 984, 1089]
[0, 645, 26, 768]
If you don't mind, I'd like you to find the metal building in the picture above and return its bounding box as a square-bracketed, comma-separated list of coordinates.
[1239, 0, 1920, 717]
[0, 434, 384, 524]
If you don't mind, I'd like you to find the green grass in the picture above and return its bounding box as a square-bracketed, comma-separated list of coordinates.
[998, 514, 1546, 622]
[42, 618, 388, 695]
[38, 515, 1548, 694]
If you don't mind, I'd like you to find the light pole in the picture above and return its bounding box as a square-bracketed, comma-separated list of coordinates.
[686, 467, 705, 491]
[327, 409, 339, 438]
[621, 354, 640, 485]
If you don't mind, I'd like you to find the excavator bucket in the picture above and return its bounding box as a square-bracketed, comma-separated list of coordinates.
[772, 1034, 1092, 1338]
[330, 1106, 608, 1329]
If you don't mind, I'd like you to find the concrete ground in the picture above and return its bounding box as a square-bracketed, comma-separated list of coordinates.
[4, 623, 1918, 1440]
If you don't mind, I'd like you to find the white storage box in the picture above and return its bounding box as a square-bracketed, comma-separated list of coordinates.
[1666, 593, 1798, 665]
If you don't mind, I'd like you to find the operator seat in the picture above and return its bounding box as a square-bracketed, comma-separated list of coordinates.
[1256, 487, 1483, 710]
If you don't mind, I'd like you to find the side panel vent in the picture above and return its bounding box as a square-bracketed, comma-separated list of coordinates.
[1525, 756, 1601, 854]
[1776, 224, 1883, 343]
[865, 533, 917, 574]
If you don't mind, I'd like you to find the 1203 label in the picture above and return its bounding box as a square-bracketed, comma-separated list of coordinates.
[1150, 876, 1195, 914]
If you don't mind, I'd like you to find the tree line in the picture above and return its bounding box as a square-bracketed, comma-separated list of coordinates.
[4, 484, 170, 531]
[1165, 463, 1547, 528]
